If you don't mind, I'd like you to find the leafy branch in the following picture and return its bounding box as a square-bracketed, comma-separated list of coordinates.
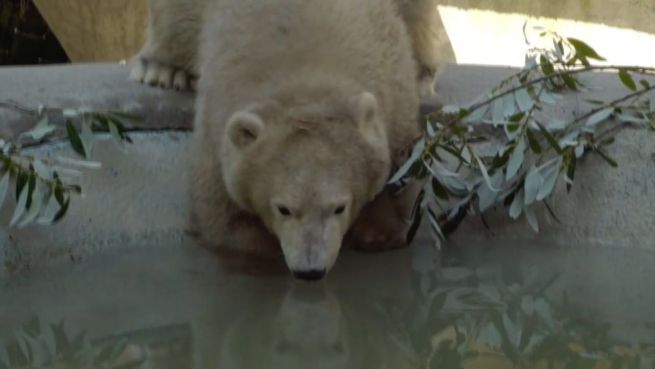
[1, 103, 138, 227]
[384, 263, 655, 369]
[395, 28, 655, 248]
[0, 317, 143, 369]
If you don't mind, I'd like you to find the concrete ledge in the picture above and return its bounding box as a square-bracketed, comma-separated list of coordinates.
[0, 63, 654, 274]
[0, 63, 194, 141]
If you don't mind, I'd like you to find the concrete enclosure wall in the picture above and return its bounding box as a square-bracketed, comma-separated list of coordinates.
[0, 63, 654, 275]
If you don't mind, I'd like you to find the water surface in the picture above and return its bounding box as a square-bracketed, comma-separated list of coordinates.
[2, 239, 653, 369]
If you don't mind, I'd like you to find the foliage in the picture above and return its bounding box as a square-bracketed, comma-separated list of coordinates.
[383, 261, 655, 369]
[393, 26, 655, 248]
[0, 317, 143, 369]
[0, 102, 136, 227]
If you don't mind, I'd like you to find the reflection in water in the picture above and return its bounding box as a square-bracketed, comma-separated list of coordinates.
[1, 319, 191, 369]
[3, 246, 654, 369]
[209, 287, 414, 369]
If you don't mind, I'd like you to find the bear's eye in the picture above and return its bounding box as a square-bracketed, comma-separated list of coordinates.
[334, 205, 346, 215]
[277, 206, 292, 216]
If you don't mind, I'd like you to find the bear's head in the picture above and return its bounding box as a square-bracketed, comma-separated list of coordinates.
[221, 91, 391, 279]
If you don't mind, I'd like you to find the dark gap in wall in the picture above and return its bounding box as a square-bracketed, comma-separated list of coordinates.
[0, 0, 69, 65]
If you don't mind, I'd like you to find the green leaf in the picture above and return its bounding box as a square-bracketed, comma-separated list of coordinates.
[54, 186, 65, 206]
[481, 322, 502, 350]
[525, 206, 540, 233]
[25, 173, 36, 210]
[566, 155, 577, 192]
[502, 313, 523, 348]
[491, 97, 505, 122]
[0, 172, 9, 211]
[53, 196, 71, 223]
[539, 55, 554, 75]
[432, 178, 450, 200]
[507, 123, 520, 133]
[639, 79, 650, 89]
[537, 157, 563, 201]
[544, 201, 561, 224]
[561, 74, 578, 90]
[585, 107, 614, 127]
[567, 38, 606, 61]
[524, 166, 543, 205]
[474, 155, 499, 192]
[509, 112, 525, 123]
[478, 171, 503, 212]
[21, 116, 55, 141]
[506, 138, 526, 181]
[539, 91, 558, 105]
[515, 88, 534, 112]
[66, 121, 87, 157]
[33, 159, 52, 180]
[19, 184, 44, 227]
[108, 120, 125, 147]
[526, 129, 543, 154]
[37, 193, 60, 225]
[10, 184, 29, 227]
[465, 104, 488, 123]
[107, 116, 133, 143]
[80, 120, 95, 158]
[536, 122, 563, 154]
[509, 188, 524, 219]
[502, 94, 517, 118]
[15, 171, 28, 201]
[389, 138, 425, 183]
[618, 69, 637, 91]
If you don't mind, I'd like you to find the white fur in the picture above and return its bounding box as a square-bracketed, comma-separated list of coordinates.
[131, 0, 442, 95]
[133, 0, 440, 275]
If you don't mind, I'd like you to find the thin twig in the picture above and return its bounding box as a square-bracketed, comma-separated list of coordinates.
[467, 65, 655, 115]
[567, 84, 655, 127]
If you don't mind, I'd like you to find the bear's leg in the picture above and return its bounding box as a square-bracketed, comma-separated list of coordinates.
[189, 198, 285, 273]
[189, 144, 283, 270]
[345, 179, 424, 252]
[395, 0, 442, 97]
[129, 0, 202, 90]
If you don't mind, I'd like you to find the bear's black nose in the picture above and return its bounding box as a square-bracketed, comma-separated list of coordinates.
[293, 269, 326, 281]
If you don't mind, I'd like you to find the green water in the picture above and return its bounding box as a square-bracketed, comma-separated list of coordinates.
[1, 238, 654, 369]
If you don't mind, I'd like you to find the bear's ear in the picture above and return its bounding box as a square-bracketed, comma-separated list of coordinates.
[227, 111, 265, 148]
[351, 92, 388, 149]
[351, 92, 378, 130]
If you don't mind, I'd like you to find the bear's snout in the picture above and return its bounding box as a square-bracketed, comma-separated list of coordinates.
[292, 269, 327, 281]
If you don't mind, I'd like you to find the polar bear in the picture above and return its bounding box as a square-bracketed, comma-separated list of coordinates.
[129, 0, 442, 95]
[131, 0, 440, 280]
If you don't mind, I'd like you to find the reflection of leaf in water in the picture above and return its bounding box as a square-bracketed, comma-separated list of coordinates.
[385, 260, 655, 369]
[1, 318, 192, 369]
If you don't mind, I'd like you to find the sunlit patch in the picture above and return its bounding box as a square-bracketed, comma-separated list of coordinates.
[438, 5, 655, 67]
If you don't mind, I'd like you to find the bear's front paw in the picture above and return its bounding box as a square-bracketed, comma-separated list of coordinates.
[347, 220, 411, 252]
[345, 191, 417, 252]
[129, 58, 196, 91]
